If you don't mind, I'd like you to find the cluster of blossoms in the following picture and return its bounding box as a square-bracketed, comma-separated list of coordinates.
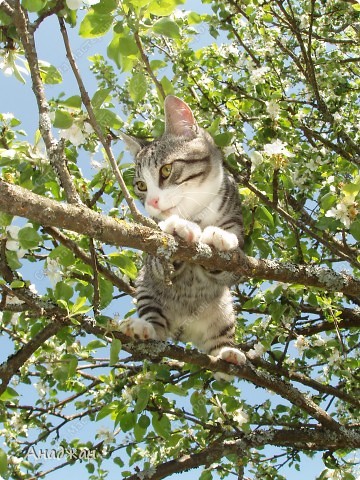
[325, 196, 358, 228]
[59, 117, 94, 147]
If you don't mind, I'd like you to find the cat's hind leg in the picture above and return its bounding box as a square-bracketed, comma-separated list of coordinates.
[192, 292, 246, 381]
[119, 285, 169, 342]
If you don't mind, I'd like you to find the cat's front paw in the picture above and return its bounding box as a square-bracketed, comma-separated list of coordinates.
[214, 347, 246, 382]
[159, 214, 201, 243]
[200, 226, 239, 251]
[118, 318, 157, 341]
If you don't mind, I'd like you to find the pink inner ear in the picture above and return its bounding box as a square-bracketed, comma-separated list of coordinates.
[164, 96, 197, 138]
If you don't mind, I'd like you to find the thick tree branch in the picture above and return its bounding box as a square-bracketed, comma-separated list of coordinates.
[0, 179, 359, 296]
[126, 426, 360, 480]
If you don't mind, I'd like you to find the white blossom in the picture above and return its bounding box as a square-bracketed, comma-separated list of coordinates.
[66, 0, 100, 9]
[247, 343, 265, 359]
[263, 139, 294, 158]
[6, 225, 26, 259]
[266, 100, 281, 120]
[325, 202, 352, 228]
[233, 408, 249, 426]
[0, 51, 28, 80]
[45, 258, 62, 287]
[34, 381, 47, 397]
[294, 335, 308, 354]
[1, 112, 14, 121]
[250, 66, 270, 85]
[249, 151, 264, 170]
[328, 350, 341, 365]
[96, 426, 115, 443]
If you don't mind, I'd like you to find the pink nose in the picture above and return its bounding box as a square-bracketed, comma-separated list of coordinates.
[147, 197, 159, 208]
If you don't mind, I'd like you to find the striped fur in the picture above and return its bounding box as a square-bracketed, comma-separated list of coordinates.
[120, 96, 246, 378]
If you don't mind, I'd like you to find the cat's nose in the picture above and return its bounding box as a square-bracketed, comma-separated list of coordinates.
[147, 197, 159, 208]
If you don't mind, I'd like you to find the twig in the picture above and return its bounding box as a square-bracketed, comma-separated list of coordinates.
[58, 17, 153, 227]
[89, 238, 100, 315]
[11, 0, 80, 204]
[0, 0, 14, 16]
[43, 226, 135, 296]
[134, 31, 166, 100]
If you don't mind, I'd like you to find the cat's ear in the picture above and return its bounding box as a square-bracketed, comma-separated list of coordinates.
[164, 95, 198, 139]
[120, 132, 147, 157]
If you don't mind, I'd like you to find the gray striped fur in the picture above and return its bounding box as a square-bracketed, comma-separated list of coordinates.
[120, 96, 246, 378]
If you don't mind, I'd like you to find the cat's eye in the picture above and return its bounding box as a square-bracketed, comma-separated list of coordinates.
[160, 164, 172, 179]
[136, 181, 147, 192]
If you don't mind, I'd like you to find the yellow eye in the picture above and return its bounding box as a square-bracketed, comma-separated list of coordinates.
[136, 181, 147, 192]
[160, 164, 172, 179]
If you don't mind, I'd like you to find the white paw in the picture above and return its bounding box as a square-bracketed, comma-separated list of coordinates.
[214, 347, 246, 382]
[159, 214, 201, 243]
[118, 318, 157, 341]
[200, 226, 238, 251]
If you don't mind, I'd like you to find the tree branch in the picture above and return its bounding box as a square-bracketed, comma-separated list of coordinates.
[0, 319, 64, 395]
[43, 226, 136, 296]
[0, 179, 359, 296]
[11, 1, 80, 204]
[126, 426, 360, 480]
[58, 17, 153, 226]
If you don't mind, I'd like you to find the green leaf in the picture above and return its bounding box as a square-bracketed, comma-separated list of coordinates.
[199, 470, 213, 480]
[62, 354, 78, 378]
[94, 108, 123, 130]
[0, 212, 13, 227]
[320, 192, 337, 211]
[153, 18, 180, 39]
[50, 245, 76, 267]
[118, 34, 138, 56]
[99, 277, 114, 309]
[0, 386, 19, 401]
[257, 205, 275, 229]
[86, 339, 107, 350]
[18, 227, 41, 249]
[129, 72, 147, 104]
[134, 388, 150, 414]
[110, 338, 122, 366]
[214, 132, 233, 147]
[91, 88, 112, 109]
[120, 411, 136, 432]
[0, 10, 12, 25]
[55, 282, 74, 302]
[350, 220, 360, 242]
[10, 280, 25, 289]
[107, 252, 137, 279]
[22, 0, 46, 12]
[39, 62, 62, 84]
[190, 391, 208, 420]
[59, 95, 82, 109]
[53, 110, 73, 129]
[79, 12, 113, 38]
[147, 0, 180, 16]
[92, 0, 118, 14]
[70, 296, 92, 316]
[138, 414, 150, 429]
[0, 448, 8, 476]
[134, 422, 146, 442]
[152, 413, 171, 439]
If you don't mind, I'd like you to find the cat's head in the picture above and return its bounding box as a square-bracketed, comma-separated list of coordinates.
[122, 96, 224, 221]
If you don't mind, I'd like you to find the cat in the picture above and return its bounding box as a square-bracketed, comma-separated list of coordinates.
[119, 95, 246, 380]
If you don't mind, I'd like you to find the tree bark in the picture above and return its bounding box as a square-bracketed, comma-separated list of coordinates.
[0, 179, 359, 296]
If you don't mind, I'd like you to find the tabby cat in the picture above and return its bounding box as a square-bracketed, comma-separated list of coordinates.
[119, 96, 246, 379]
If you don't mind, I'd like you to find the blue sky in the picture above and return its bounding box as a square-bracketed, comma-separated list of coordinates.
[0, 2, 333, 479]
